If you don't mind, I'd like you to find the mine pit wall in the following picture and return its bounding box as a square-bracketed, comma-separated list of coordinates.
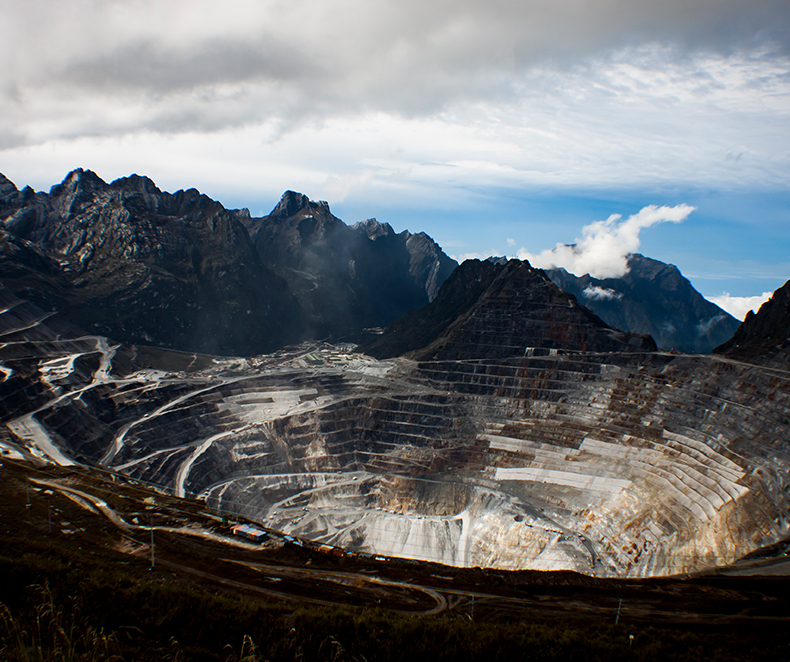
[179, 352, 789, 577]
[409, 352, 789, 576]
[7, 346, 790, 577]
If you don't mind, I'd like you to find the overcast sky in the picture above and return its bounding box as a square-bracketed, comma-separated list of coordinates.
[2, 0, 789, 318]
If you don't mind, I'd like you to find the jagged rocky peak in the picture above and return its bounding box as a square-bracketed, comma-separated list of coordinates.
[56, 167, 107, 193]
[354, 217, 395, 239]
[245, 191, 457, 341]
[0, 173, 19, 198]
[545, 253, 740, 354]
[269, 190, 331, 219]
[0, 170, 304, 355]
[715, 278, 790, 365]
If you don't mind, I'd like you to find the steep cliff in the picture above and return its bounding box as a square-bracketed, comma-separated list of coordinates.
[714, 277, 790, 366]
[0, 170, 304, 355]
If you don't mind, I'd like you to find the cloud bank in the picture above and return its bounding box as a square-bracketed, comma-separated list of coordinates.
[1, 0, 789, 147]
[709, 292, 773, 321]
[518, 204, 695, 278]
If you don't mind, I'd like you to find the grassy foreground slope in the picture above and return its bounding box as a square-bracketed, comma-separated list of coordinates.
[0, 457, 788, 661]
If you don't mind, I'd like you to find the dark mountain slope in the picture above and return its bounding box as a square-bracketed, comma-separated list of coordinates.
[714, 278, 790, 366]
[361, 259, 656, 360]
[545, 254, 739, 354]
[0, 170, 304, 355]
[244, 192, 456, 341]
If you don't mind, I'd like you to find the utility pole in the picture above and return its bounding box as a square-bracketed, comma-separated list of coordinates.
[615, 598, 622, 625]
[150, 527, 155, 570]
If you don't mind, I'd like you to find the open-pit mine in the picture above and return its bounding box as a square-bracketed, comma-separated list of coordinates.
[1, 271, 789, 580]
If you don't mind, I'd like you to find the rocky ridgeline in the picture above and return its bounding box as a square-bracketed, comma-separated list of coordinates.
[1, 262, 789, 578]
[0, 172, 456, 354]
[0, 170, 303, 355]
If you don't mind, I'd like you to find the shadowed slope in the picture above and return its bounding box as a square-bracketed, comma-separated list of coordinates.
[546, 254, 740, 354]
[714, 278, 790, 366]
[245, 191, 456, 341]
[0, 170, 304, 356]
[362, 259, 656, 360]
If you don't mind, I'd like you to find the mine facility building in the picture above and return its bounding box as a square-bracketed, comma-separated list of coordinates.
[230, 524, 268, 543]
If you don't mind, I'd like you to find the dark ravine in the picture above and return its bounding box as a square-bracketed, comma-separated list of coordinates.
[545, 254, 740, 354]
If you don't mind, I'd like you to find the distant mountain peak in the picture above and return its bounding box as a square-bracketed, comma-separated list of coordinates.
[545, 253, 739, 354]
[58, 168, 107, 193]
[270, 190, 330, 220]
[110, 173, 163, 196]
[353, 218, 395, 239]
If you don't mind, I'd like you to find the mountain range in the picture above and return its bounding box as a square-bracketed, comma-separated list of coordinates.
[1, 170, 744, 358]
[0, 171, 456, 355]
[2, 169, 790, 579]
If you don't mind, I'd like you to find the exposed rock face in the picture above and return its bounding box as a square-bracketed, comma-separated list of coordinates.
[714, 278, 790, 366]
[0, 170, 304, 355]
[0, 173, 457, 354]
[362, 259, 656, 360]
[545, 254, 740, 354]
[243, 192, 456, 340]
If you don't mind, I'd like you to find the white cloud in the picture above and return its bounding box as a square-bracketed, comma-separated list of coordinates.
[583, 285, 623, 301]
[506, 238, 516, 246]
[518, 204, 695, 278]
[709, 291, 773, 321]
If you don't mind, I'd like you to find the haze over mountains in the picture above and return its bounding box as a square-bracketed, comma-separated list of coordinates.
[242, 189, 456, 342]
